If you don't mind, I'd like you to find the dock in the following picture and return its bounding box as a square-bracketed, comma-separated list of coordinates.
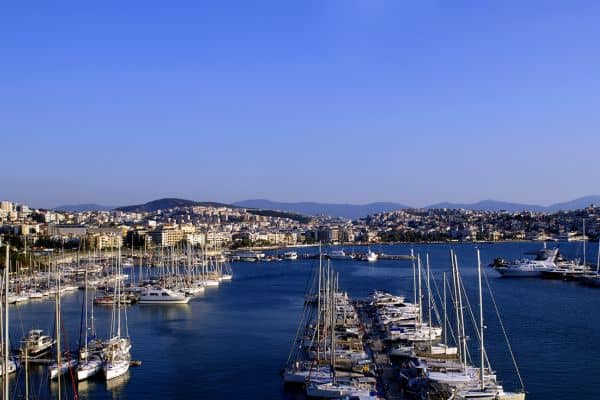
[355, 299, 406, 400]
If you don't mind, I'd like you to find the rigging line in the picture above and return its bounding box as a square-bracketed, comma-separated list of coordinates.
[457, 271, 490, 371]
[430, 270, 458, 346]
[286, 259, 318, 365]
[483, 267, 526, 392]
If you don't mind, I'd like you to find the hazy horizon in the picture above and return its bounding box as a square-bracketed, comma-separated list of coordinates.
[3, 1, 600, 208]
[13, 194, 600, 211]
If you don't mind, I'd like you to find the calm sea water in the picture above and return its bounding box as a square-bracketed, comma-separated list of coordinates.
[6, 242, 599, 399]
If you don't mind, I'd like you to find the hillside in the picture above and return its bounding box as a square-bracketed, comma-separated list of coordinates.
[114, 198, 230, 212]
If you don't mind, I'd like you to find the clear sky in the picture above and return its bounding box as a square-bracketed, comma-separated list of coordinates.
[2, 1, 599, 208]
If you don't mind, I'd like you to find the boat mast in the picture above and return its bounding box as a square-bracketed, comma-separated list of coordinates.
[117, 247, 121, 338]
[426, 254, 432, 343]
[477, 249, 485, 391]
[316, 246, 322, 364]
[443, 271, 447, 347]
[84, 264, 88, 361]
[4, 244, 9, 400]
[596, 239, 600, 275]
[583, 219, 587, 267]
[56, 257, 62, 400]
[329, 261, 335, 384]
[411, 248, 416, 304]
[417, 254, 422, 324]
[450, 250, 461, 366]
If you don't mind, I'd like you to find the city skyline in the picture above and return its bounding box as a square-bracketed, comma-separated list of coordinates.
[3, 1, 600, 207]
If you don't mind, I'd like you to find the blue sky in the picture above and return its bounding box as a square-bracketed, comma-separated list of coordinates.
[2, 1, 599, 208]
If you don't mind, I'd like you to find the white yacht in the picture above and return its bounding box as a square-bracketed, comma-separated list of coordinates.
[139, 287, 191, 304]
[327, 250, 351, 260]
[20, 329, 55, 359]
[491, 248, 558, 277]
[283, 251, 298, 260]
[365, 248, 378, 262]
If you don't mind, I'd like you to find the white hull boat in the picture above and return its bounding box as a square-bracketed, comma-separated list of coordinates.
[139, 287, 191, 304]
[49, 359, 78, 380]
[77, 356, 103, 381]
[104, 358, 130, 381]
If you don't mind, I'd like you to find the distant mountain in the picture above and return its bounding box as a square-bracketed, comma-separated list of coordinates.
[425, 200, 547, 212]
[55, 204, 114, 212]
[114, 198, 230, 213]
[233, 199, 410, 219]
[547, 195, 600, 211]
[426, 196, 600, 212]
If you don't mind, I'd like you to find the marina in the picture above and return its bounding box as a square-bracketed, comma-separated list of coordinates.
[0, 242, 597, 399]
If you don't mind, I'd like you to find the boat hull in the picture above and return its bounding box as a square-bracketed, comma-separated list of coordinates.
[138, 297, 190, 304]
[494, 268, 546, 277]
[77, 358, 103, 381]
[104, 360, 130, 381]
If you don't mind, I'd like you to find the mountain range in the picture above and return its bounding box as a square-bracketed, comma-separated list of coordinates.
[426, 196, 600, 213]
[54, 195, 600, 219]
[233, 196, 600, 218]
[232, 199, 410, 219]
[55, 203, 115, 212]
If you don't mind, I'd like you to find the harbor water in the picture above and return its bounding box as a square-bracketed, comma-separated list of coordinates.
[7, 242, 599, 399]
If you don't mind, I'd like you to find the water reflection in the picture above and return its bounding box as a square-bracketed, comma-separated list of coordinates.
[105, 370, 131, 393]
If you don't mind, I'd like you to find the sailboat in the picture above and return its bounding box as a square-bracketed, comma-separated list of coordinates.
[541, 220, 593, 280]
[578, 239, 600, 287]
[103, 249, 132, 380]
[1, 244, 17, 377]
[48, 268, 79, 380]
[455, 250, 525, 400]
[77, 268, 103, 381]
